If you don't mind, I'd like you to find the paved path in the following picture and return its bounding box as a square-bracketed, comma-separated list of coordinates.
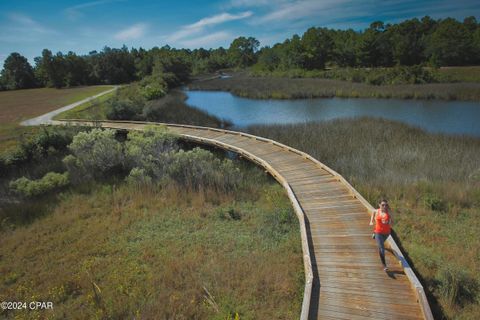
[53, 120, 434, 320]
[21, 86, 118, 126]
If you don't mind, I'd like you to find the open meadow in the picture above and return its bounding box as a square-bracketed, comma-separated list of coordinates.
[0, 125, 303, 319]
[0, 86, 113, 152]
[0, 177, 303, 319]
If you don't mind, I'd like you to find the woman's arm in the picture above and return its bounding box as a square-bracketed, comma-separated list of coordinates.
[369, 210, 376, 225]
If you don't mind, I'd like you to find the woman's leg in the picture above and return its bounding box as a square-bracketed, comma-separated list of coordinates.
[375, 233, 387, 267]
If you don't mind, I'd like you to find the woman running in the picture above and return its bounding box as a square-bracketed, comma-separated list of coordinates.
[369, 199, 393, 271]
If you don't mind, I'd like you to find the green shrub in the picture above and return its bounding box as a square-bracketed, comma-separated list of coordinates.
[1, 126, 83, 167]
[64, 129, 124, 181]
[215, 205, 242, 221]
[139, 74, 167, 100]
[124, 126, 178, 178]
[10, 172, 69, 197]
[125, 167, 152, 186]
[106, 98, 144, 120]
[437, 265, 478, 307]
[423, 193, 446, 212]
[167, 147, 241, 192]
[141, 84, 165, 100]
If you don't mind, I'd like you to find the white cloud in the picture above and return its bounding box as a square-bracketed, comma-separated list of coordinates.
[167, 11, 252, 42]
[114, 23, 147, 41]
[7, 13, 54, 34]
[227, 0, 285, 8]
[0, 13, 58, 43]
[250, 0, 475, 29]
[64, 0, 126, 20]
[257, 0, 352, 24]
[189, 11, 253, 29]
[180, 31, 232, 48]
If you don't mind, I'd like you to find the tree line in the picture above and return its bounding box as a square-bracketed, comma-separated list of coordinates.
[1, 16, 479, 91]
[254, 16, 480, 71]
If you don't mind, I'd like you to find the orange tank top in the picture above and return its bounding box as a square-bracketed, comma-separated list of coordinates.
[374, 209, 391, 234]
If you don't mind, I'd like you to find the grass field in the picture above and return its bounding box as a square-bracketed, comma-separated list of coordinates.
[0, 86, 114, 124]
[437, 66, 480, 83]
[0, 86, 114, 152]
[246, 118, 480, 320]
[53, 90, 116, 120]
[0, 183, 303, 319]
[189, 72, 480, 101]
[0, 145, 303, 319]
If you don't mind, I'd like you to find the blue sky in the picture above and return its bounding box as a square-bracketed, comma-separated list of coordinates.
[1, 0, 479, 66]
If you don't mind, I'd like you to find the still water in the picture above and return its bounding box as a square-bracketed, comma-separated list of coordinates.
[185, 90, 480, 137]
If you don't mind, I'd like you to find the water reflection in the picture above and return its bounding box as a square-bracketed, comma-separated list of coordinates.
[185, 90, 480, 137]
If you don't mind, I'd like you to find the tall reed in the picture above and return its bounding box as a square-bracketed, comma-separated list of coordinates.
[246, 118, 480, 319]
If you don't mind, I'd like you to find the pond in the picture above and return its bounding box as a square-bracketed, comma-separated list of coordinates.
[185, 90, 480, 137]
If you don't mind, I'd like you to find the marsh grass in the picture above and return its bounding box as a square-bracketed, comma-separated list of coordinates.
[436, 66, 480, 83]
[0, 162, 303, 319]
[189, 73, 480, 101]
[250, 66, 480, 84]
[0, 127, 303, 319]
[246, 118, 480, 319]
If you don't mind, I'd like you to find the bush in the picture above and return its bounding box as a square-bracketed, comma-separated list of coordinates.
[1, 126, 83, 167]
[125, 167, 152, 186]
[141, 84, 165, 100]
[105, 84, 146, 120]
[167, 147, 241, 192]
[123, 127, 243, 192]
[10, 172, 69, 197]
[139, 74, 167, 100]
[64, 129, 124, 181]
[437, 265, 478, 307]
[106, 98, 144, 120]
[124, 125, 178, 178]
[423, 193, 446, 212]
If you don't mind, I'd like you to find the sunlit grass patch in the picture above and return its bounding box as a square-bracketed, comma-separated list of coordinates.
[0, 178, 303, 319]
[54, 91, 116, 120]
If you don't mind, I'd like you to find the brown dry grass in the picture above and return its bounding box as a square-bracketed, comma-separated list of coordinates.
[0, 181, 303, 319]
[0, 86, 113, 124]
[0, 86, 113, 152]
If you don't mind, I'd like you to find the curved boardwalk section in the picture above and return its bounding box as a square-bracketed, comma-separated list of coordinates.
[54, 120, 433, 320]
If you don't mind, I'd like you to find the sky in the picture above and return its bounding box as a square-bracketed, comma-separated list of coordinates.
[0, 0, 479, 66]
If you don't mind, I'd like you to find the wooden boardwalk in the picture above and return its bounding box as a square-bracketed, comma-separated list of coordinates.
[54, 120, 433, 320]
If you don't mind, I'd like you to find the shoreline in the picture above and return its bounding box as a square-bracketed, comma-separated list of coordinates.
[188, 74, 480, 102]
